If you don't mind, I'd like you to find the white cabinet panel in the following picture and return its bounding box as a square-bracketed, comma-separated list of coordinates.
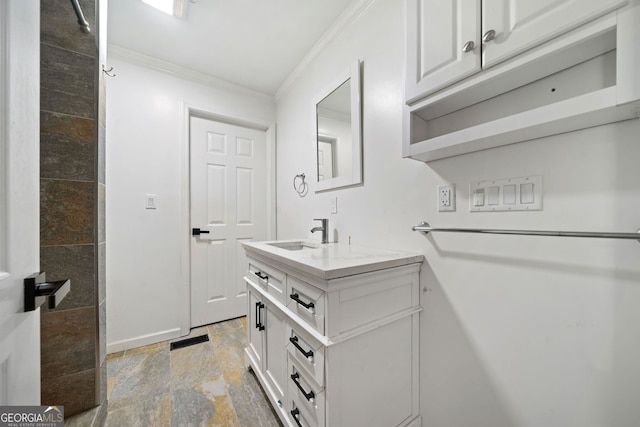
[405, 0, 480, 101]
[264, 303, 287, 406]
[247, 289, 264, 367]
[482, 0, 627, 67]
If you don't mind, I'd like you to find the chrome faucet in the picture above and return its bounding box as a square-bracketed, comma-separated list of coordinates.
[311, 218, 329, 244]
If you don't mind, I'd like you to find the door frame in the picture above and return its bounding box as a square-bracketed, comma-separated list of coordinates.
[178, 102, 276, 335]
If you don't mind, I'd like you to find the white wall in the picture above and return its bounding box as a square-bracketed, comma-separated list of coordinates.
[105, 53, 275, 351]
[275, 1, 640, 426]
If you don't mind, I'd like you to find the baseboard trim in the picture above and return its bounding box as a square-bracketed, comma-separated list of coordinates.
[106, 327, 182, 354]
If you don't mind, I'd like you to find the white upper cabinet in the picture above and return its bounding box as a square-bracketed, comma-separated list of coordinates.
[482, 0, 627, 68]
[406, 0, 628, 104]
[406, 0, 480, 102]
[404, 0, 640, 162]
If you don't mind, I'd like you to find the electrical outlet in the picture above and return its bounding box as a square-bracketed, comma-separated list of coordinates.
[438, 184, 455, 212]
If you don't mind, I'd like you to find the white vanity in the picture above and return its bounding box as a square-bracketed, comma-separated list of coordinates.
[242, 240, 424, 427]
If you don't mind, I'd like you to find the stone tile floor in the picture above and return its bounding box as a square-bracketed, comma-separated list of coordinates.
[104, 317, 283, 427]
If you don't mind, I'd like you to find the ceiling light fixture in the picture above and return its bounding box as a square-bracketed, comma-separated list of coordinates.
[141, 0, 185, 18]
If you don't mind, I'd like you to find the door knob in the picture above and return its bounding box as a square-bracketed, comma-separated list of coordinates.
[482, 29, 496, 43]
[462, 41, 475, 53]
[192, 228, 210, 236]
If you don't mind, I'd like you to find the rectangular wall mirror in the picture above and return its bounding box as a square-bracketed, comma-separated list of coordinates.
[313, 59, 362, 192]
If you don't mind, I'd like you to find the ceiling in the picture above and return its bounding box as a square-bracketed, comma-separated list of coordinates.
[107, 0, 357, 95]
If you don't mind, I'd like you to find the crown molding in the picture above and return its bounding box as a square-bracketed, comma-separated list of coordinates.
[107, 44, 275, 102]
[274, 0, 375, 102]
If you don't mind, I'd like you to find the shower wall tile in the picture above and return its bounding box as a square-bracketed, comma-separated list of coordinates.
[40, 244, 95, 312]
[41, 43, 95, 119]
[41, 179, 95, 246]
[41, 307, 96, 379]
[41, 111, 95, 181]
[41, 368, 96, 417]
[40, 0, 96, 57]
[40, 0, 106, 419]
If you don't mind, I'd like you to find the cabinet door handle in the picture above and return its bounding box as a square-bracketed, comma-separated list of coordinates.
[290, 408, 304, 427]
[258, 302, 265, 331]
[482, 29, 496, 43]
[255, 271, 268, 281]
[255, 302, 265, 331]
[291, 372, 315, 401]
[462, 40, 475, 53]
[290, 335, 314, 360]
[289, 293, 315, 310]
[255, 302, 261, 329]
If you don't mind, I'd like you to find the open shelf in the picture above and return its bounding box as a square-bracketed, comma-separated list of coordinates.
[403, 8, 640, 162]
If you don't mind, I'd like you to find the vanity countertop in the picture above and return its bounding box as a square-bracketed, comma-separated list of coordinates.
[242, 240, 424, 280]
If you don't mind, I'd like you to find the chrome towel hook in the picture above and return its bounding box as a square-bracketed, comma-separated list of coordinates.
[102, 65, 116, 77]
[293, 173, 308, 197]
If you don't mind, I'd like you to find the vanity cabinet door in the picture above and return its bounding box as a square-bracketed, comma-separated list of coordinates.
[263, 302, 287, 409]
[247, 289, 264, 369]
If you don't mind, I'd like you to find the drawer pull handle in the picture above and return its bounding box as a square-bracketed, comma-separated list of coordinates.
[290, 336, 314, 360]
[290, 408, 304, 427]
[291, 372, 315, 401]
[255, 302, 265, 331]
[290, 293, 315, 310]
[255, 271, 268, 281]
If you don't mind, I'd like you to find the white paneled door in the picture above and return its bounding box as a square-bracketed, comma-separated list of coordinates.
[0, 0, 41, 404]
[190, 117, 267, 327]
[317, 138, 335, 181]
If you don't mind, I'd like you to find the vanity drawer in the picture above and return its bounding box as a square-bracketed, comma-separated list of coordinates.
[286, 323, 325, 388]
[248, 258, 286, 305]
[287, 276, 325, 334]
[289, 399, 323, 427]
[288, 358, 325, 427]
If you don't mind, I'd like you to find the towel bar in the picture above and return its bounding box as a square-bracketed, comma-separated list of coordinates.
[413, 222, 640, 243]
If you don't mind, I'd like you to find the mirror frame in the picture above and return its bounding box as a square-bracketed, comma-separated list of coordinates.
[313, 59, 362, 192]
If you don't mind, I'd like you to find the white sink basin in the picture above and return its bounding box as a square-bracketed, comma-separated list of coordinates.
[267, 241, 320, 251]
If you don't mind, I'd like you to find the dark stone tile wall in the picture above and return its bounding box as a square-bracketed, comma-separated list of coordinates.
[40, 111, 96, 180]
[40, 0, 106, 422]
[40, 245, 95, 311]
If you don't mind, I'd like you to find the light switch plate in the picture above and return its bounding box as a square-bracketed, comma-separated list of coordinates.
[470, 176, 542, 212]
[145, 194, 157, 209]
